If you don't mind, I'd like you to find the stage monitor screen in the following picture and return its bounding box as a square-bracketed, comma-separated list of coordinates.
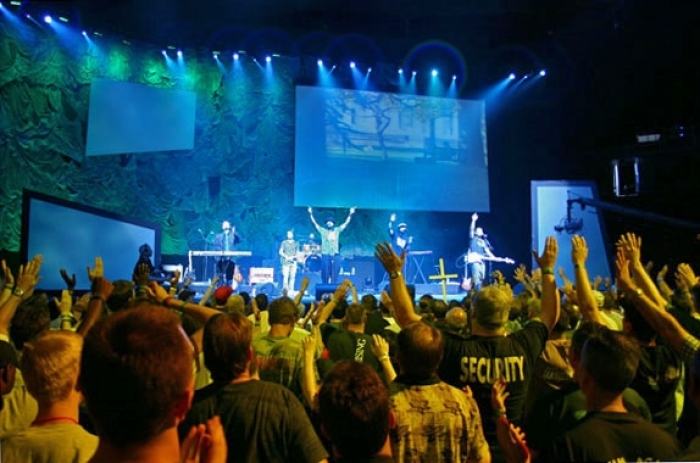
[294, 86, 490, 212]
[21, 190, 161, 291]
[86, 78, 196, 156]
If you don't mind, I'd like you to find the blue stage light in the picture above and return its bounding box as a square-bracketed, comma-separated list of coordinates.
[82, 31, 88, 37]
[317, 59, 323, 66]
[58, 16, 69, 23]
[43, 15, 52, 23]
[412, 70, 416, 76]
[233, 53, 239, 60]
[161, 50, 167, 56]
[431, 69, 438, 77]
[367, 67, 372, 73]
[350, 61, 355, 68]
[177, 50, 182, 57]
[398, 68, 403, 74]
[509, 73, 516, 80]
[265, 55, 271, 63]
[539, 69, 546, 76]
[452, 74, 456, 80]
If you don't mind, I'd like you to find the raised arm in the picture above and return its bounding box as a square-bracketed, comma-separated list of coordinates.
[470, 213, 478, 239]
[375, 242, 420, 327]
[308, 207, 321, 232]
[571, 235, 606, 325]
[616, 250, 694, 359]
[338, 206, 356, 231]
[0, 259, 42, 337]
[0, 260, 15, 307]
[655, 265, 674, 302]
[294, 276, 310, 307]
[531, 236, 560, 331]
[617, 233, 667, 308]
[78, 275, 112, 337]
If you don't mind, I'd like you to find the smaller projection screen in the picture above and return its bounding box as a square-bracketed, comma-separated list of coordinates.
[21, 190, 161, 291]
[86, 78, 196, 156]
[294, 86, 490, 212]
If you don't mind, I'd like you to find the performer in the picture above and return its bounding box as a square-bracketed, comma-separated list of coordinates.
[466, 213, 495, 290]
[213, 220, 241, 287]
[133, 243, 155, 277]
[308, 206, 356, 284]
[388, 213, 412, 255]
[278, 229, 300, 293]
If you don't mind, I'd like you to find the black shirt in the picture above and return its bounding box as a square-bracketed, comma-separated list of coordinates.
[539, 411, 682, 463]
[438, 321, 548, 443]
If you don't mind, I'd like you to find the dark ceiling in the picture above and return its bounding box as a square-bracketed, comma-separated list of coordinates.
[23, 0, 700, 144]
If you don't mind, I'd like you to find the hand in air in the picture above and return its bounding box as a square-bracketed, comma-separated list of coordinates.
[374, 242, 405, 274]
[1, 260, 14, 287]
[570, 235, 588, 267]
[390, 213, 396, 222]
[87, 256, 104, 282]
[60, 269, 77, 291]
[471, 213, 478, 221]
[371, 334, 389, 359]
[532, 236, 558, 270]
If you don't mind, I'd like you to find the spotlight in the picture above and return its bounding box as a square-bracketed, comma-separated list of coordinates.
[452, 74, 457, 80]
[161, 50, 167, 56]
[431, 69, 438, 77]
[82, 31, 88, 37]
[350, 61, 355, 69]
[213, 53, 219, 60]
[233, 53, 239, 60]
[539, 69, 546, 76]
[367, 67, 372, 73]
[317, 59, 323, 66]
[412, 70, 417, 76]
[177, 50, 182, 57]
[43, 15, 52, 23]
[509, 73, 516, 80]
[265, 55, 271, 63]
[10, 0, 20, 4]
[398, 68, 403, 74]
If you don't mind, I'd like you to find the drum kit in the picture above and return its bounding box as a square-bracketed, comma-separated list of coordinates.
[301, 242, 322, 272]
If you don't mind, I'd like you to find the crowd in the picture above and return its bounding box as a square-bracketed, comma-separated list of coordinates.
[1, 231, 700, 462]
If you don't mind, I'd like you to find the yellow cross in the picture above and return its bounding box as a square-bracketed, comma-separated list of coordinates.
[429, 258, 458, 301]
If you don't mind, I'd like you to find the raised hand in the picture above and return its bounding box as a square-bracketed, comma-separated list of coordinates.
[15, 259, 42, 296]
[91, 276, 114, 300]
[645, 260, 654, 275]
[513, 264, 527, 283]
[374, 242, 405, 274]
[133, 263, 151, 286]
[169, 269, 181, 289]
[180, 415, 227, 463]
[307, 207, 313, 214]
[371, 334, 389, 359]
[349, 206, 356, 214]
[301, 335, 316, 358]
[471, 213, 478, 222]
[615, 248, 634, 292]
[60, 269, 77, 291]
[380, 290, 394, 312]
[300, 276, 310, 292]
[676, 263, 698, 289]
[183, 277, 194, 288]
[532, 236, 558, 270]
[1, 260, 14, 288]
[390, 213, 396, 222]
[657, 264, 669, 281]
[87, 257, 104, 282]
[311, 301, 325, 325]
[571, 235, 588, 267]
[146, 281, 169, 304]
[593, 275, 603, 290]
[491, 377, 510, 413]
[53, 289, 73, 316]
[332, 282, 349, 303]
[616, 232, 642, 264]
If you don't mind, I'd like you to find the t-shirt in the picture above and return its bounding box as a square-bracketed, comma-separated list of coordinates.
[0, 422, 98, 463]
[389, 376, 490, 463]
[628, 343, 683, 435]
[364, 312, 389, 336]
[523, 383, 652, 452]
[179, 380, 328, 463]
[252, 334, 305, 399]
[540, 411, 682, 463]
[0, 369, 38, 438]
[327, 329, 379, 371]
[438, 321, 548, 443]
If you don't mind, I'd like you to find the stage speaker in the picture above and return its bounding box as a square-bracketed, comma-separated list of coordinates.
[383, 283, 415, 301]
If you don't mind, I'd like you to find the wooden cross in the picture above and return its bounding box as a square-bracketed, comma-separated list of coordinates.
[429, 258, 458, 301]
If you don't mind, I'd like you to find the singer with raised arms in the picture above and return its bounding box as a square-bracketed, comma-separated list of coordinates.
[308, 206, 356, 284]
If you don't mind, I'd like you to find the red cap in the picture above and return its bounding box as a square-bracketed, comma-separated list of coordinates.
[214, 286, 234, 304]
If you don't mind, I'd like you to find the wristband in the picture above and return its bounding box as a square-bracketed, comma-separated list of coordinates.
[573, 264, 584, 270]
[493, 409, 507, 418]
[163, 296, 175, 307]
[3, 284, 12, 290]
[90, 295, 106, 305]
[541, 268, 555, 275]
[378, 355, 390, 362]
[179, 300, 187, 311]
[389, 271, 402, 279]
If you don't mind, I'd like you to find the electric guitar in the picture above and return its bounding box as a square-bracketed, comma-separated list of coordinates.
[465, 252, 515, 265]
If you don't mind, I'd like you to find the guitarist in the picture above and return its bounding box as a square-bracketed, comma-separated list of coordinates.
[278, 229, 301, 293]
[466, 213, 496, 290]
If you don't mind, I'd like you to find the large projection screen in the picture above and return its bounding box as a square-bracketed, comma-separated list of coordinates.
[294, 86, 490, 212]
[86, 78, 196, 156]
[21, 190, 161, 291]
